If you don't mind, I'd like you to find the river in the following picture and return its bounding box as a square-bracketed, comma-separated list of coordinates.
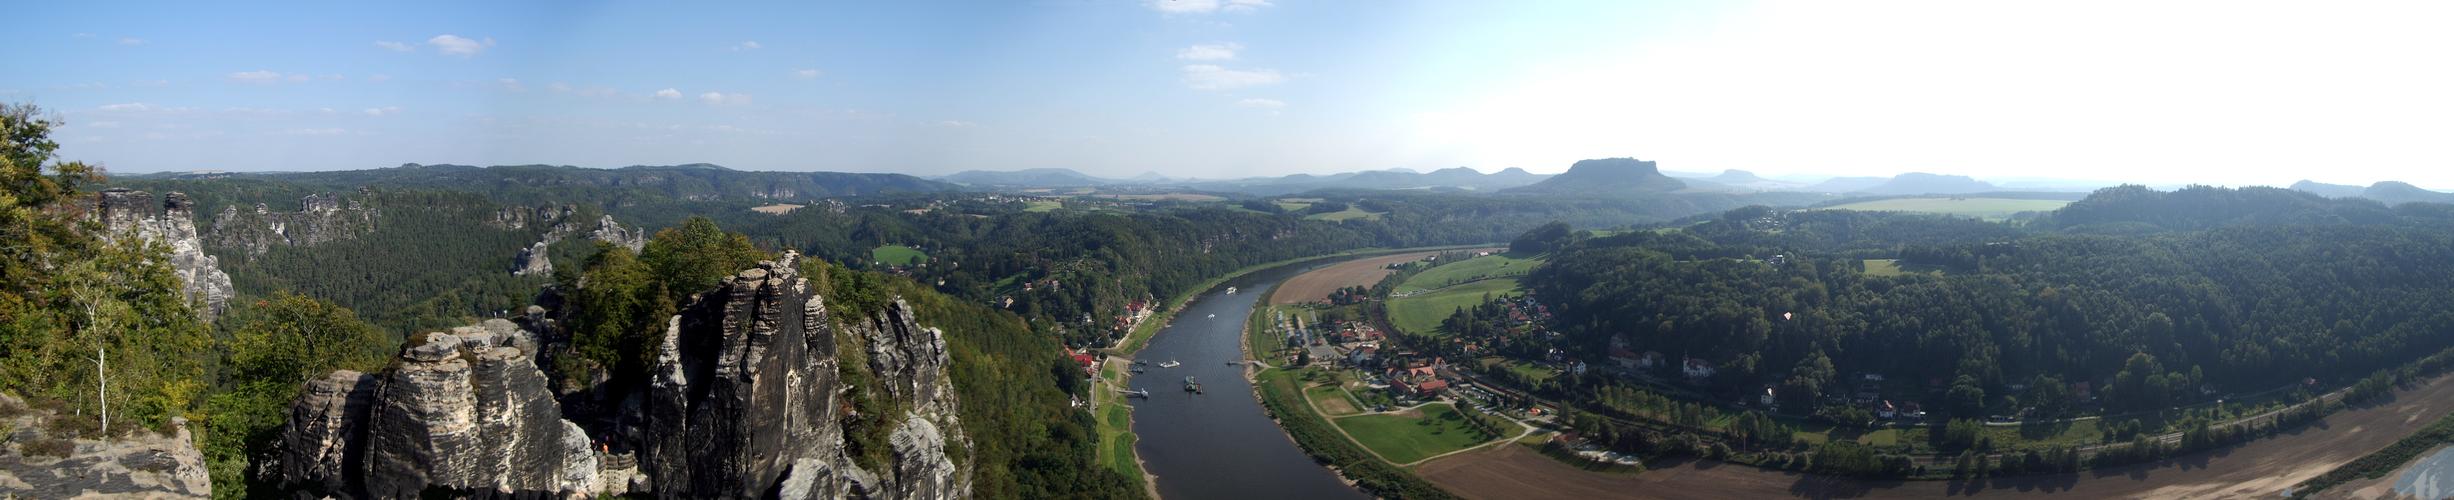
[1127, 262, 1369, 500]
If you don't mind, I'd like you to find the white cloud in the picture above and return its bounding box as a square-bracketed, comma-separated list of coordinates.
[653, 88, 683, 99]
[282, 128, 348, 136]
[118, 37, 144, 46]
[228, 70, 283, 84]
[497, 78, 524, 91]
[794, 69, 823, 80]
[936, 120, 977, 128]
[375, 41, 414, 52]
[285, 74, 310, 83]
[363, 106, 402, 117]
[1236, 98, 1286, 109]
[1176, 42, 1242, 61]
[1149, 0, 1271, 14]
[98, 102, 152, 112]
[548, 82, 573, 93]
[367, 74, 392, 83]
[427, 34, 492, 56]
[731, 41, 763, 51]
[700, 92, 751, 105]
[1180, 64, 1286, 90]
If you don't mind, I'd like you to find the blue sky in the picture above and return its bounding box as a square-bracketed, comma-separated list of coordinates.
[8, 1, 2454, 187]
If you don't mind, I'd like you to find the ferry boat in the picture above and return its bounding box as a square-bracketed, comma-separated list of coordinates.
[1226, 286, 1238, 294]
[1158, 360, 1181, 368]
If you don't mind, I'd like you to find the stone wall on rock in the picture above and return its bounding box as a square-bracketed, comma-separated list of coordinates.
[93, 188, 236, 321]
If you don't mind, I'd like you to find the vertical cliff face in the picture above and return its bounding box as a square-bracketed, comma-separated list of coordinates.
[278, 253, 970, 499]
[279, 320, 600, 498]
[93, 188, 235, 321]
[208, 192, 378, 257]
[642, 253, 970, 499]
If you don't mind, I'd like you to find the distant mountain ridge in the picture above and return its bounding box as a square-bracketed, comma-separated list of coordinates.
[2292, 179, 2454, 205]
[1501, 158, 1685, 195]
[133, 163, 960, 202]
[1854, 172, 1998, 196]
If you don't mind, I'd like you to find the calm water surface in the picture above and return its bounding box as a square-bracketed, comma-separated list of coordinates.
[1128, 262, 1368, 500]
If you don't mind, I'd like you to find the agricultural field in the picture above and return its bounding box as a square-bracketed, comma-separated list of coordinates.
[1271, 250, 1461, 304]
[1334, 403, 1497, 464]
[1480, 357, 1557, 383]
[1819, 197, 2072, 220]
[1303, 206, 1387, 221]
[1022, 199, 1063, 212]
[1394, 252, 1543, 294]
[1388, 278, 1521, 336]
[870, 245, 928, 266]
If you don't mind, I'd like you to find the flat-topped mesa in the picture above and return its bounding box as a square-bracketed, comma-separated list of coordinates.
[91, 188, 234, 321]
[278, 319, 600, 498]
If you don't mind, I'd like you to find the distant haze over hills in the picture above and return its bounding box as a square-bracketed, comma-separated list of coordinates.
[129, 160, 2454, 204]
[2292, 180, 2454, 205]
[1501, 158, 1685, 195]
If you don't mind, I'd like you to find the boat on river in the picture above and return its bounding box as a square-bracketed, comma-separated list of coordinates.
[1183, 376, 1203, 394]
[1158, 360, 1180, 368]
[1226, 286, 1238, 294]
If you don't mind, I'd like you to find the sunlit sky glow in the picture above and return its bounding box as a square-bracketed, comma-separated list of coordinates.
[6, 1, 2451, 188]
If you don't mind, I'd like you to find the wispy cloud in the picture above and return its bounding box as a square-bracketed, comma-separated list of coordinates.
[282, 128, 349, 136]
[730, 41, 763, 51]
[497, 78, 524, 91]
[700, 92, 751, 105]
[427, 34, 493, 57]
[1181, 65, 1286, 90]
[1177, 43, 1242, 61]
[653, 88, 682, 99]
[1236, 98, 1286, 110]
[794, 69, 823, 80]
[375, 41, 414, 52]
[1148, 0, 1272, 14]
[118, 37, 145, 46]
[548, 82, 574, 93]
[228, 70, 284, 84]
[936, 120, 977, 128]
[363, 106, 402, 117]
[99, 102, 152, 112]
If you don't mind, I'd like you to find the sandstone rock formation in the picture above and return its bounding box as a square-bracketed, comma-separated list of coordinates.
[209, 191, 378, 257]
[0, 395, 213, 499]
[94, 189, 235, 321]
[279, 253, 970, 499]
[642, 253, 969, 499]
[278, 320, 599, 498]
[503, 206, 646, 275]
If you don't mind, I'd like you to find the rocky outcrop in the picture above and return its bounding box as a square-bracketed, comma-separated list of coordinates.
[94, 189, 235, 321]
[503, 206, 647, 275]
[278, 320, 599, 498]
[641, 252, 969, 499]
[512, 241, 555, 276]
[209, 192, 377, 256]
[278, 253, 970, 499]
[0, 395, 213, 499]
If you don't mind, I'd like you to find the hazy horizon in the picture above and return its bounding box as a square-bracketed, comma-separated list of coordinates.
[10, 1, 2454, 188]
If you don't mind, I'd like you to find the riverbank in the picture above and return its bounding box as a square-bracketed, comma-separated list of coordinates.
[1095, 244, 1491, 499]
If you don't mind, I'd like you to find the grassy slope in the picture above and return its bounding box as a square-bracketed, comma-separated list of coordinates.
[1388, 278, 1522, 337]
[871, 245, 927, 266]
[1335, 403, 1497, 464]
[1394, 253, 1543, 294]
